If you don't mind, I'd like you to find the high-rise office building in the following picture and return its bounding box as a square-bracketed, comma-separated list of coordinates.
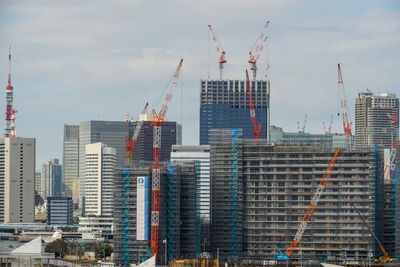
[47, 196, 73, 225]
[79, 121, 128, 201]
[40, 158, 62, 199]
[129, 120, 182, 163]
[200, 79, 270, 145]
[84, 142, 116, 217]
[171, 145, 210, 218]
[209, 129, 375, 263]
[0, 137, 35, 224]
[355, 92, 399, 149]
[34, 172, 41, 195]
[63, 124, 79, 198]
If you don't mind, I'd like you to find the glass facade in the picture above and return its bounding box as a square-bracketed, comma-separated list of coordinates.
[63, 125, 79, 198]
[200, 79, 270, 145]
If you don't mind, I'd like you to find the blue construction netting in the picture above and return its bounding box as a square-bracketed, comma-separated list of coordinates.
[195, 161, 201, 256]
[166, 163, 176, 262]
[121, 166, 131, 264]
[230, 128, 239, 256]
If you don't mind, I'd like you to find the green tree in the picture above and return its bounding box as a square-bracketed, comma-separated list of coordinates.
[95, 244, 113, 260]
[45, 239, 67, 258]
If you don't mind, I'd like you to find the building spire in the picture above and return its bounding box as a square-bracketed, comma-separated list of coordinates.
[5, 46, 16, 138]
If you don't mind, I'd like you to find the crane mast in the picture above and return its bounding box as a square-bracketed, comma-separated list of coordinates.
[208, 25, 226, 80]
[245, 69, 261, 138]
[150, 58, 183, 260]
[248, 20, 270, 81]
[275, 150, 341, 260]
[125, 102, 149, 165]
[337, 64, 352, 136]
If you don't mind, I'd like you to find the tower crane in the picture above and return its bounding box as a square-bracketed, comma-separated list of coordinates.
[248, 20, 270, 81]
[337, 64, 352, 136]
[150, 58, 183, 260]
[297, 114, 308, 133]
[350, 202, 393, 263]
[125, 102, 149, 165]
[245, 69, 261, 138]
[323, 115, 334, 134]
[275, 150, 341, 261]
[208, 25, 227, 80]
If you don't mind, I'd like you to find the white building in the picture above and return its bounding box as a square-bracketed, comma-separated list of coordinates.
[170, 145, 210, 218]
[84, 142, 116, 217]
[0, 137, 35, 224]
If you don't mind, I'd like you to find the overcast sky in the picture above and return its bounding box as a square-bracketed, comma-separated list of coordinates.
[0, 0, 399, 170]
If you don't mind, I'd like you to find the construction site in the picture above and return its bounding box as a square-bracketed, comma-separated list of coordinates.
[106, 19, 400, 267]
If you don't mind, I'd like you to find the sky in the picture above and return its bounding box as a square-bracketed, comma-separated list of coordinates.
[0, 0, 399, 170]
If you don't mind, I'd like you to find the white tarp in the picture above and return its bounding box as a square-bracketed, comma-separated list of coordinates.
[136, 176, 149, 240]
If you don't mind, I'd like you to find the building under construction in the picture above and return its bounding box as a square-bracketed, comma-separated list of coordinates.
[200, 79, 270, 145]
[113, 162, 200, 266]
[209, 129, 376, 263]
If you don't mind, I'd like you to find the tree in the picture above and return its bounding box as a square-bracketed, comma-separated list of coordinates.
[45, 239, 67, 258]
[95, 244, 113, 260]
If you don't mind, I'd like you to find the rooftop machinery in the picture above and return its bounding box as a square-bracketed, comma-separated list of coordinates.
[248, 20, 270, 81]
[275, 150, 341, 261]
[208, 25, 227, 80]
[150, 58, 183, 260]
[245, 69, 261, 138]
[337, 64, 352, 136]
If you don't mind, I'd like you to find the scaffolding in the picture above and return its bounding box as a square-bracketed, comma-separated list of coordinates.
[230, 129, 239, 256]
[121, 166, 131, 264]
[167, 163, 177, 262]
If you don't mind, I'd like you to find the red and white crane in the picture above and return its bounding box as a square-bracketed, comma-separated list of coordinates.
[297, 114, 308, 133]
[323, 115, 334, 134]
[150, 58, 183, 260]
[208, 25, 227, 80]
[245, 69, 261, 138]
[276, 150, 341, 260]
[125, 102, 149, 165]
[248, 20, 270, 81]
[337, 64, 352, 136]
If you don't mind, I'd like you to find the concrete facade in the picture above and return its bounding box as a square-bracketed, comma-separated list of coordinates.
[40, 158, 62, 199]
[84, 142, 116, 217]
[355, 92, 399, 149]
[0, 137, 35, 224]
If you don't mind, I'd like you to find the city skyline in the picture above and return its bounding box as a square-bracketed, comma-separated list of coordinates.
[0, 0, 399, 168]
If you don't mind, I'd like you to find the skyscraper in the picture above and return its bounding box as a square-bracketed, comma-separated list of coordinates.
[200, 79, 270, 145]
[355, 92, 399, 149]
[40, 159, 62, 199]
[170, 145, 210, 218]
[0, 137, 35, 224]
[79, 121, 128, 202]
[84, 142, 116, 217]
[63, 124, 79, 198]
[129, 120, 182, 163]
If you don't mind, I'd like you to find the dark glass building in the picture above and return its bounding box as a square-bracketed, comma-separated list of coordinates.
[200, 79, 270, 145]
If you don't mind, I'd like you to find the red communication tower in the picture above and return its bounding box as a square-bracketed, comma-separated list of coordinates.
[5, 46, 16, 138]
[150, 59, 183, 260]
